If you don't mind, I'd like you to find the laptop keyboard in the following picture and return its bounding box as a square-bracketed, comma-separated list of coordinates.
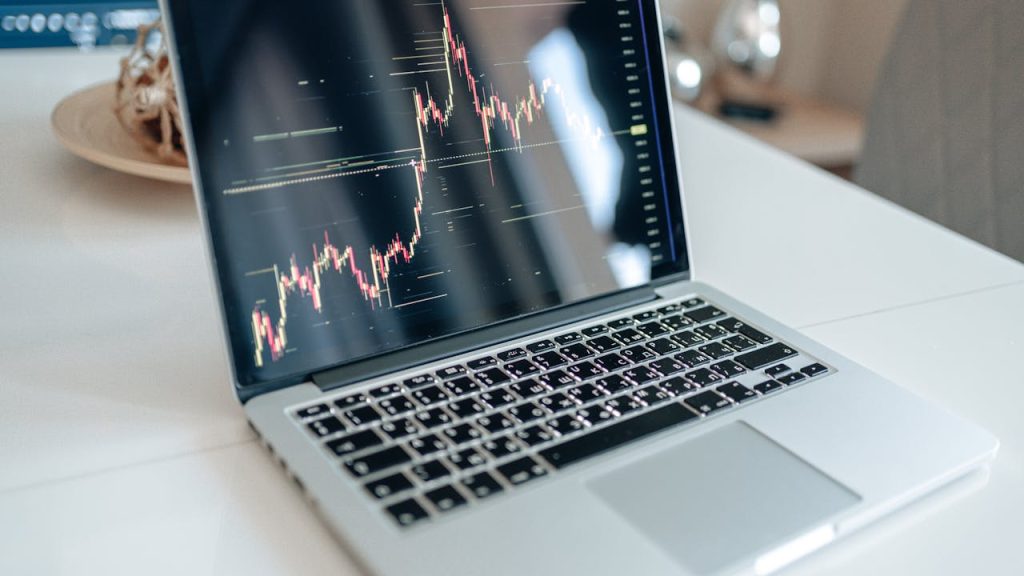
[289, 297, 833, 528]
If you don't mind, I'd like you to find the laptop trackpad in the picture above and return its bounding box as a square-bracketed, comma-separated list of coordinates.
[589, 421, 860, 575]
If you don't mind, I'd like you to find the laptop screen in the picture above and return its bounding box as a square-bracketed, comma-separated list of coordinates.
[168, 0, 688, 387]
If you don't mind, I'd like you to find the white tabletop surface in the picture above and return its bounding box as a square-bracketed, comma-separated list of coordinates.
[1, 48, 1022, 576]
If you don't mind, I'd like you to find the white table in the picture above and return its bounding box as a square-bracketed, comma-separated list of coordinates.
[2, 49, 1022, 576]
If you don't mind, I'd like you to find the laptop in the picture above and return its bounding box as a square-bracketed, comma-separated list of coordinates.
[160, 1, 997, 574]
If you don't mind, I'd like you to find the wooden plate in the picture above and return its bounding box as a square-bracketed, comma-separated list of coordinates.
[51, 82, 192, 185]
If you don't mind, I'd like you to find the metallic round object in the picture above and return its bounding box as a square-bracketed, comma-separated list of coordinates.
[711, 0, 782, 81]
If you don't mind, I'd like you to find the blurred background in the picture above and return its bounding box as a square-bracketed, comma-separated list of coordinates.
[0, 0, 903, 179]
[6, 0, 1020, 261]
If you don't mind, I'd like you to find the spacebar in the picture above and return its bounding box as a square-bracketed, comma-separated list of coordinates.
[539, 403, 698, 469]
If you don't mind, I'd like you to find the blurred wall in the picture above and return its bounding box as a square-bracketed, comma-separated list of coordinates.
[666, 0, 909, 112]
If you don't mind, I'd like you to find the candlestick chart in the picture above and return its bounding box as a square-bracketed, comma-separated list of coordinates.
[248, 2, 613, 367]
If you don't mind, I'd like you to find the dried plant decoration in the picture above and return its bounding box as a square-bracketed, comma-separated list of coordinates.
[115, 20, 187, 166]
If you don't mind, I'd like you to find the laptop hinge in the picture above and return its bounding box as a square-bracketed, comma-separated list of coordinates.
[311, 286, 658, 392]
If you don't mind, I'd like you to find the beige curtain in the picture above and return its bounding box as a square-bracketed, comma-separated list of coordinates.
[856, 0, 1024, 262]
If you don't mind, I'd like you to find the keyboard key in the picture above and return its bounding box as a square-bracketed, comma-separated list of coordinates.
[620, 345, 656, 363]
[476, 413, 516, 433]
[684, 306, 726, 324]
[716, 382, 757, 404]
[566, 360, 604, 381]
[532, 350, 568, 369]
[646, 337, 680, 356]
[765, 363, 791, 377]
[778, 372, 807, 385]
[444, 376, 481, 396]
[547, 414, 587, 436]
[681, 298, 705, 308]
[479, 389, 517, 409]
[539, 392, 578, 413]
[380, 418, 419, 440]
[507, 401, 547, 424]
[649, 357, 686, 376]
[526, 340, 556, 353]
[612, 328, 646, 345]
[603, 394, 644, 416]
[801, 363, 829, 377]
[461, 472, 504, 500]
[424, 485, 468, 513]
[735, 343, 798, 370]
[466, 356, 497, 370]
[631, 384, 663, 406]
[660, 376, 700, 396]
[568, 383, 606, 403]
[436, 365, 467, 380]
[596, 373, 631, 394]
[607, 318, 634, 330]
[684, 390, 732, 415]
[710, 360, 746, 378]
[447, 447, 488, 470]
[633, 310, 659, 322]
[582, 325, 609, 337]
[481, 434, 522, 458]
[412, 385, 448, 406]
[560, 342, 595, 361]
[377, 396, 416, 417]
[536, 369, 576, 389]
[670, 330, 705, 348]
[660, 314, 693, 330]
[695, 324, 729, 340]
[345, 446, 411, 477]
[685, 368, 724, 387]
[497, 348, 527, 362]
[365, 472, 414, 500]
[722, 335, 757, 352]
[539, 403, 698, 469]
[554, 332, 583, 345]
[594, 353, 630, 372]
[515, 425, 557, 447]
[716, 315, 770, 342]
[510, 378, 549, 400]
[442, 423, 483, 446]
[636, 322, 669, 338]
[369, 383, 402, 398]
[407, 434, 448, 457]
[335, 394, 369, 410]
[753, 380, 784, 395]
[343, 405, 383, 426]
[575, 405, 617, 426]
[414, 407, 452, 429]
[403, 374, 436, 389]
[675, 349, 711, 368]
[307, 416, 346, 438]
[410, 459, 451, 482]
[386, 498, 430, 527]
[623, 366, 660, 385]
[296, 404, 330, 419]
[657, 303, 683, 315]
[587, 335, 621, 353]
[504, 359, 541, 378]
[698, 342, 734, 360]
[447, 398, 487, 419]
[497, 456, 548, 486]
[474, 367, 512, 387]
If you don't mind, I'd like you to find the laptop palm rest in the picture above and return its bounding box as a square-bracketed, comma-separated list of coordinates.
[588, 421, 860, 574]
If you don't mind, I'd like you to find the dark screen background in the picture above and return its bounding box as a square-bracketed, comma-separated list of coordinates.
[169, 0, 688, 387]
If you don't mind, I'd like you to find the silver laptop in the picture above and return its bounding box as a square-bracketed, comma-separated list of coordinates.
[161, 1, 997, 574]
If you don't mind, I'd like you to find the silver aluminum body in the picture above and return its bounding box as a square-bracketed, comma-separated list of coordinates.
[246, 280, 998, 576]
